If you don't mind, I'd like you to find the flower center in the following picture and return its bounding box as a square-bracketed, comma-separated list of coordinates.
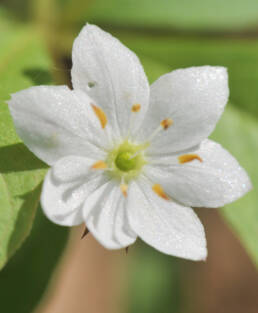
[107, 140, 147, 181]
[115, 151, 139, 172]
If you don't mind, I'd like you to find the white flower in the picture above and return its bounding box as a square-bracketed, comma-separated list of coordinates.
[8, 24, 251, 261]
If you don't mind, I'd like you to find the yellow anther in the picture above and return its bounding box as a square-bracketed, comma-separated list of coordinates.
[91, 104, 107, 129]
[178, 154, 203, 164]
[92, 160, 107, 169]
[132, 103, 141, 112]
[161, 118, 173, 130]
[152, 184, 170, 200]
[120, 183, 128, 197]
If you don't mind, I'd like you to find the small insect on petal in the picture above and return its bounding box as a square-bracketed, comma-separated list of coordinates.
[178, 154, 203, 164]
[91, 104, 107, 128]
[88, 81, 96, 88]
[152, 184, 170, 200]
[161, 118, 173, 130]
[131, 103, 141, 112]
[92, 160, 107, 169]
[120, 183, 128, 197]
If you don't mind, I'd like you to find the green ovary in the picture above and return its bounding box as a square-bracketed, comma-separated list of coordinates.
[115, 151, 139, 172]
[107, 140, 147, 181]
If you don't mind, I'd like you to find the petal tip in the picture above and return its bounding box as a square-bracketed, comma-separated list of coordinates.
[80, 23, 103, 37]
[190, 243, 208, 262]
[200, 248, 208, 261]
[215, 66, 228, 79]
[240, 175, 253, 198]
[246, 174, 253, 190]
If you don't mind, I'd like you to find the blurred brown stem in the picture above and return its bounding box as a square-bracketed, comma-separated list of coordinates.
[35, 225, 129, 313]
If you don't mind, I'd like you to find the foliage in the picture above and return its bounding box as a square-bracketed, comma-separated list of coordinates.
[0, 21, 50, 269]
[0, 16, 69, 313]
[87, 0, 258, 31]
[0, 209, 68, 313]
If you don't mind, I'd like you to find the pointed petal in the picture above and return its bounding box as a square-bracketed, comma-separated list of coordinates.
[83, 181, 136, 249]
[8, 85, 109, 165]
[137, 66, 229, 155]
[71, 24, 149, 138]
[146, 139, 252, 208]
[127, 177, 207, 261]
[41, 156, 109, 226]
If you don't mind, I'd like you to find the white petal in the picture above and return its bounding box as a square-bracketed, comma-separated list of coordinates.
[52, 155, 94, 183]
[127, 177, 207, 261]
[71, 24, 149, 138]
[137, 66, 229, 155]
[145, 139, 252, 208]
[8, 85, 109, 165]
[83, 181, 136, 249]
[41, 156, 109, 226]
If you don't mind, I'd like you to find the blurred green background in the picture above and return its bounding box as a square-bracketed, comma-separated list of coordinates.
[0, 0, 257, 313]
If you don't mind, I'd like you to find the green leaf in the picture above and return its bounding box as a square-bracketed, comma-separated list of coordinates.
[87, 0, 258, 31]
[211, 106, 258, 266]
[0, 22, 51, 269]
[0, 1, 30, 21]
[0, 209, 68, 313]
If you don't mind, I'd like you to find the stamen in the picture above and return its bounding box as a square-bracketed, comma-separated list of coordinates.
[148, 118, 173, 141]
[128, 145, 148, 160]
[92, 160, 107, 169]
[152, 184, 170, 200]
[178, 154, 203, 164]
[147, 125, 163, 141]
[161, 118, 173, 130]
[91, 104, 107, 129]
[120, 183, 128, 197]
[127, 103, 142, 137]
[132, 103, 141, 112]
